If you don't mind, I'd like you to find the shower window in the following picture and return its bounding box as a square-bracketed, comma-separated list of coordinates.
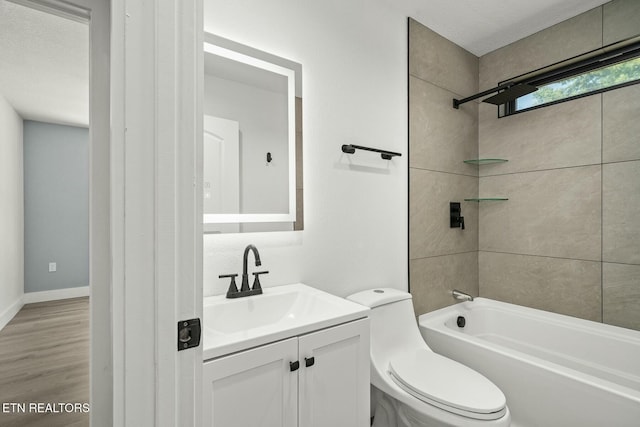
[500, 40, 640, 117]
[514, 56, 640, 112]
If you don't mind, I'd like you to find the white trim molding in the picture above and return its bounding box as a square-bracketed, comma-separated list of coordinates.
[23, 286, 90, 304]
[0, 297, 23, 332]
[6, 0, 90, 23]
[114, 0, 202, 425]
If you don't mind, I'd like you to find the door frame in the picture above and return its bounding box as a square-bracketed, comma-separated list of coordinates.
[112, 0, 203, 425]
[12, 0, 203, 425]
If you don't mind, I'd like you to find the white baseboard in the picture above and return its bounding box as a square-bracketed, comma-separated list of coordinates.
[0, 297, 24, 332]
[23, 286, 90, 304]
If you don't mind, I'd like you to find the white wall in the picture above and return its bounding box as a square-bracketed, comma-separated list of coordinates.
[203, 0, 408, 297]
[0, 94, 24, 329]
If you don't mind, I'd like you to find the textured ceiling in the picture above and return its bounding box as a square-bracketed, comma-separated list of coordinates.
[0, 0, 611, 127]
[404, 0, 610, 56]
[0, 1, 88, 127]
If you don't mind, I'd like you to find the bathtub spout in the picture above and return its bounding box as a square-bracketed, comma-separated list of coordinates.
[452, 289, 474, 302]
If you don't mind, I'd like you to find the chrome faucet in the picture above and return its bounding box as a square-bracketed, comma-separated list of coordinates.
[452, 289, 474, 302]
[219, 244, 269, 298]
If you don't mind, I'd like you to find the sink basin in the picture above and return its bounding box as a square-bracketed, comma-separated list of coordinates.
[208, 291, 299, 334]
[203, 283, 369, 360]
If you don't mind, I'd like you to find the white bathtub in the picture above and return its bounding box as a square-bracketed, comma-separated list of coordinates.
[418, 298, 640, 427]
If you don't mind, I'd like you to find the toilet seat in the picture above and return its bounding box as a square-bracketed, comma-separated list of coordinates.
[389, 349, 507, 421]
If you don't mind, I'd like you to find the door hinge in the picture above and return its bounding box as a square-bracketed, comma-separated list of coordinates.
[177, 318, 201, 351]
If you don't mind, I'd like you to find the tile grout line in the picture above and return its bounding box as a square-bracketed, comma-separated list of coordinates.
[477, 251, 640, 267]
[410, 250, 479, 261]
[408, 19, 412, 294]
[479, 249, 601, 264]
[479, 162, 603, 178]
[600, 3, 605, 323]
[409, 166, 478, 178]
[601, 89, 604, 323]
[408, 73, 471, 100]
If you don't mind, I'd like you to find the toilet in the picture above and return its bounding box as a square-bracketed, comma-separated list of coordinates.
[347, 288, 510, 427]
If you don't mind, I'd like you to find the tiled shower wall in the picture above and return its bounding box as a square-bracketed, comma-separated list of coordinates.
[409, 0, 640, 331]
[478, 0, 640, 329]
[408, 19, 480, 314]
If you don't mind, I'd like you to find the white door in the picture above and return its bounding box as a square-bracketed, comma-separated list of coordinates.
[203, 115, 240, 214]
[298, 319, 370, 427]
[203, 115, 240, 233]
[203, 338, 298, 427]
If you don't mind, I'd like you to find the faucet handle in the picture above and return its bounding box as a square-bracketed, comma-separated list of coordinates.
[220, 274, 239, 298]
[251, 271, 269, 294]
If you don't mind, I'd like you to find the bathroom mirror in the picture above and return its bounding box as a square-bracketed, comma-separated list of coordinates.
[203, 34, 303, 233]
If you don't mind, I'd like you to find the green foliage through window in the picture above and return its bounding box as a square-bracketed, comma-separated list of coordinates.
[515, 56, 640, 111]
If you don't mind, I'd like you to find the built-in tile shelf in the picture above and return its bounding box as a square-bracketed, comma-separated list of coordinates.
[463, 158, 509, 165]
[464, 197, 509, 202]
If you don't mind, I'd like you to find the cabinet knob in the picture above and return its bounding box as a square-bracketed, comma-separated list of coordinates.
[304, 357, 315, 367]
[289, 361, 300, 372]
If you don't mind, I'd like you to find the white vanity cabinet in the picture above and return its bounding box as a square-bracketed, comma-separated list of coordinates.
[203, 318, 369, 427]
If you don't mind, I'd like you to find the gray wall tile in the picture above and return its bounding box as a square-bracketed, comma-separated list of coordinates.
[479, 8, 602, 91]
[294, 188, 304, 231]
[295, 96, 303, 190]
[603, 0, 640, 45]
[473, 1, 640, 329]
[409, 18, 478, 97]
[479, 251, 602, 321]
[411, 252, 478, 316]
[409, 18, 480, 312]
[603, 262, 640, 331]
[603, 84, 640, 163]
[295, 96, 302, 133]
[478, 96, 602, 175]
[603, 161, 640, 264]
[296, 131, 303, 189]
[410, 169, 478, 259]
[410, 76, 478, 176]
[479, 166, 601, 261]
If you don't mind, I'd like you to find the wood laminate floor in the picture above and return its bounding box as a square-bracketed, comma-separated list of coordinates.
[0, 297, 89, 427]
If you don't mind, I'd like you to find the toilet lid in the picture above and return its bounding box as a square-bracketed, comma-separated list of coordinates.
[389, 349, 507, 421]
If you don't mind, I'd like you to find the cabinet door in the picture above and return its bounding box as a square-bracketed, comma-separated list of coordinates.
[203, 338, 298, 427]
[298, 318, 370, 427]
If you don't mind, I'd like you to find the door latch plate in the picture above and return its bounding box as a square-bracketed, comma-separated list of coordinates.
[177, 318, 201, 351]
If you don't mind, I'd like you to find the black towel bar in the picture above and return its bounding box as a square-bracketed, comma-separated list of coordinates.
[341, 144, 402, 160]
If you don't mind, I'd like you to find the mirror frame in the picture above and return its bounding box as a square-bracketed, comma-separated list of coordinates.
[203, 34, 298, 226]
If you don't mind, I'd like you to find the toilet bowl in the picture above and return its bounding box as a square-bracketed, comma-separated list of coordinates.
[347, 288, 510, 427]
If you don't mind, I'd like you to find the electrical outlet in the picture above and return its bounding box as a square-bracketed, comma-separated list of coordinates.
[49, 262, 57, 272]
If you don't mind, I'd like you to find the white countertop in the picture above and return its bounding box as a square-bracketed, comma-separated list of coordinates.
[203, 283, 370, 360]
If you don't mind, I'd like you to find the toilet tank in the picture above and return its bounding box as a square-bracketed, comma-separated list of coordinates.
[347, 288, 430, 369]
